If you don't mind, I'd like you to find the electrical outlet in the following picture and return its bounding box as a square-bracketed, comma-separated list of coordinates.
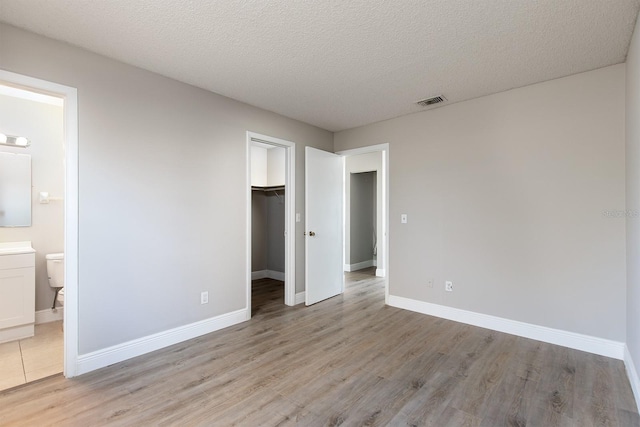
[445, 281, 453, 292]
[201, 291, 209, 304]
[427, 279, 433, 288]
[401, 214, 408, 224]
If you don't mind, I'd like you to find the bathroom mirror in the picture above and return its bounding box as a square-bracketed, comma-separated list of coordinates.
[0, 152, 32, 227]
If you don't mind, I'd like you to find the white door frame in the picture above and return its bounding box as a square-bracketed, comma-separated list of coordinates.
[336, 143, 390, 303]
[246, 132, 296, 310]
[0, 69, 80, 377]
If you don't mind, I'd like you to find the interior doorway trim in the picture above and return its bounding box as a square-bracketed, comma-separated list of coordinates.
[336, 143, 390, 303]
[0, 69, 79, 377]
[246, 132, 296, 310]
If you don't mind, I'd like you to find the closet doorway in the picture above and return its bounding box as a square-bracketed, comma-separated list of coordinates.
[246, 132, 296, 316]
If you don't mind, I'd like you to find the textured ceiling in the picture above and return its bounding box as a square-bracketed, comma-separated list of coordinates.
[0, 0, 638, 132]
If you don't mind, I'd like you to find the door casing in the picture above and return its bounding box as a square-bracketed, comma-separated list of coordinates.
[0, 69, 80, 377]
[246, 132, 296, 310]
[337, 144, 390, 303]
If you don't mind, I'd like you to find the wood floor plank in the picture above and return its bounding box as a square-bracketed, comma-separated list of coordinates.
[609, 356, 640, 415]
[389, 383, 457, 426]
[573, 353, 620, 427]
[0, 269, 637, 426]
[478, 371, 538, 426]
[449, 332, 517, 417]
[339, 378, 425, 426]
[435, 406, 482, 427]
[527, 344, 578, 426]
[616, 408, 640, 427]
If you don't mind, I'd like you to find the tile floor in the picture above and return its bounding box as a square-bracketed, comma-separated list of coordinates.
[0, 321, 63, 391]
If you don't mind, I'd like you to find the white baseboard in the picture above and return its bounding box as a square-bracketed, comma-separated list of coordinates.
[375, 268, 385, 277]
[252, 270, 285, 281]
[624, 345, 640, 411]
[35, 308, 64, 324]
[387, 295, 625, 360]
[0, 324, 34, 344]
[75, 308, 248, 375]
[252, 270, 267, 280]
[344, 260, 375, 272]
[268, 270, 285, 281]
[295, 292, 306, 305]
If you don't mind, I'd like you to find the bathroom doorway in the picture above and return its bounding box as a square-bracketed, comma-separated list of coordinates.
[0, 83, 64, 389]
[0, 70, 79, 382]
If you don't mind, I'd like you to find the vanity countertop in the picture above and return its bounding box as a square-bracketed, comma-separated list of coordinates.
[0, 241, 35, 255]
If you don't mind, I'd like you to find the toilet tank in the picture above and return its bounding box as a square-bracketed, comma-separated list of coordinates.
[46, 253, 64, 288]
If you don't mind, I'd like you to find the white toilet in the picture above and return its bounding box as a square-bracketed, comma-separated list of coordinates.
[46, 253, 64, 308]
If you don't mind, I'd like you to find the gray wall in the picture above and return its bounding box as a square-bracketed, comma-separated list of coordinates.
[349, 172, 375, 265]
[344, 152, 383, 271]
[251, 190, 285, 274]
[251, 191, 267, 272]
[266, 191, 285, 273]
[0, 24, 333, 354]
[626, 10, 640, 385]
[336, 64, 626, 341]
[0, 94, 64, 312]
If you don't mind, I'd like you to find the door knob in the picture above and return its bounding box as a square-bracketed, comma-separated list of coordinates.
[307, 231, 316, 236]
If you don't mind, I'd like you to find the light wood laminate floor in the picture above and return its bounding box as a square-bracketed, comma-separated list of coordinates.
[0, 269, 637, 426]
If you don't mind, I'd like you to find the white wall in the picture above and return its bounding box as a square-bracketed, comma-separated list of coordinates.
[336, 64, 626, 341]
[250, 146, 268, 187]
[0, 23, 333, 354]
[251, 145, 285, 187]
[267, 146, 285, 187]
[626, 10, 640, 403]
[0, 94, 64, 312]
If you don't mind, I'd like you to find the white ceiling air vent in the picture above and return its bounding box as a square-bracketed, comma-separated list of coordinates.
[416, 95, 446, 107]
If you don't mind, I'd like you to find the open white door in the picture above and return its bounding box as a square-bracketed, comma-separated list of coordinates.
[305, 147, 344, 305]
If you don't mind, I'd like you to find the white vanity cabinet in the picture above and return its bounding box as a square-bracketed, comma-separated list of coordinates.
[0, 242, 35, 343]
